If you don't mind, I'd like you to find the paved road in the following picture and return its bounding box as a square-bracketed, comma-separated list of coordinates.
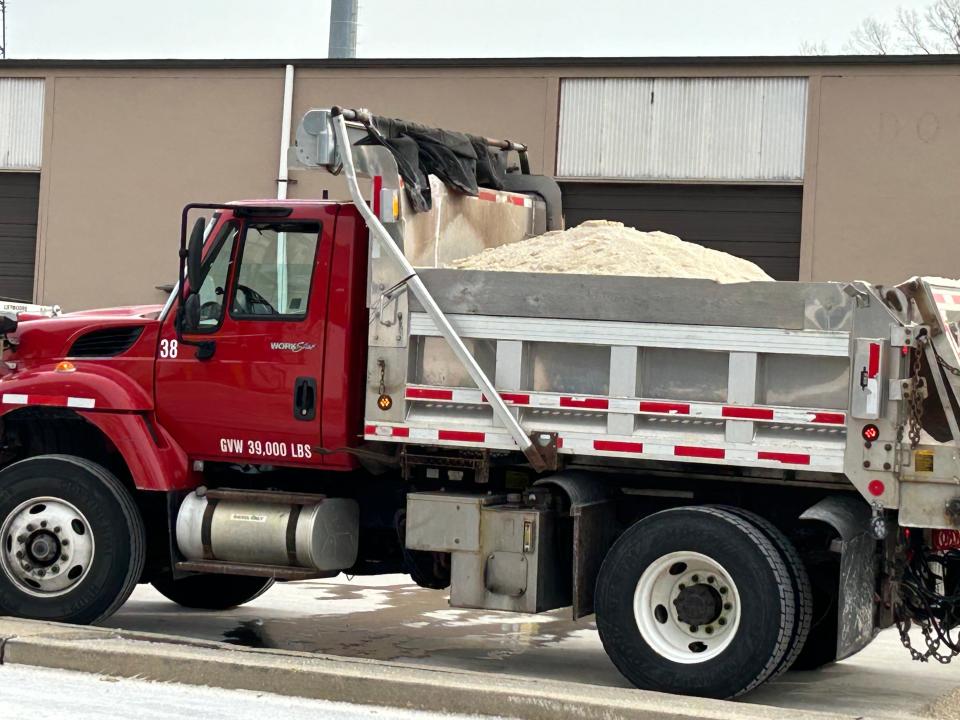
[103, 574, 960, 719]
[0, 663, 498, 720]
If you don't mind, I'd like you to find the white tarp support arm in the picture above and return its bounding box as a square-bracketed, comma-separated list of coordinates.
[330, 111, 546, 471]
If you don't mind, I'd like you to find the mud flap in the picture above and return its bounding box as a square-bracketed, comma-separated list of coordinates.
[534, 471, 617, 619]
[800, 495, 878, 660]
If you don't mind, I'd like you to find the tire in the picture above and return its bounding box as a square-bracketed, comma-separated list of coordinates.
[595, 506, 797, 699]
[712, 506, 813, 678]
[151, 572, 274, 610]
[0, 455, 145, 625]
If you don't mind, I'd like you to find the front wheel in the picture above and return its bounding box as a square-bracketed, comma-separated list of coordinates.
[0, 455, 146, 625]
[151, 572, 274, 610]
[595, 506, 797, 699]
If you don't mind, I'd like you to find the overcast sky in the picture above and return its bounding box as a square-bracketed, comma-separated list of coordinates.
[4, 0, 937, 59]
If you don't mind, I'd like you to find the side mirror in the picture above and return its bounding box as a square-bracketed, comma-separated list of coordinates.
[183, 293, 201, 332]
[186, 217, 206, 293]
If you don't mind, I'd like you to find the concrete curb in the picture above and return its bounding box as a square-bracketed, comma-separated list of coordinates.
[0, 617, 852, 720]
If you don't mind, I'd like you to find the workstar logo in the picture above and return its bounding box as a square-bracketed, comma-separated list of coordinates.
[270, 341, 317, 353]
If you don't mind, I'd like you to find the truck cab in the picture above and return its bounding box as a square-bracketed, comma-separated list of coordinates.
[154, 201, 368, 471]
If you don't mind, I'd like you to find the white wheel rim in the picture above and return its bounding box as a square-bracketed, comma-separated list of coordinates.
[0, 497, 96, 598]
[633, 550, 742, 664]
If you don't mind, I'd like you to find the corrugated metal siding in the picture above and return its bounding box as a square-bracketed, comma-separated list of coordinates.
[0, 79, 45, 170]
[557, 77, 808, 182]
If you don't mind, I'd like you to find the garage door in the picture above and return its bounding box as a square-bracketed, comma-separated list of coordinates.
[0, 173, 39, 302]
[560, 183, 803, 281]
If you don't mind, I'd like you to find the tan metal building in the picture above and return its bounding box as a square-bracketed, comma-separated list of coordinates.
[0, 56, 958, 310]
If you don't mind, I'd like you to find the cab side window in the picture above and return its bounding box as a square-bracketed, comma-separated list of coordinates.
[196, 222, 239, 330]
[231, 222, 321, 319]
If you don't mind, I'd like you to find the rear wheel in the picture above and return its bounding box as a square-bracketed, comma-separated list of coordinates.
[0, 455, 145, 625]
[595, 506, 797, 698]
[151, 572, 274, 610]
[713, 506, 813, 677]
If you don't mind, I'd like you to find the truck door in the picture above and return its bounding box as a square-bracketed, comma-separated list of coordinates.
[155, 207, 336, 467]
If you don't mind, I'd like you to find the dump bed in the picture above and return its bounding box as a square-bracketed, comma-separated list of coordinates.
[292, 106, 960, 531]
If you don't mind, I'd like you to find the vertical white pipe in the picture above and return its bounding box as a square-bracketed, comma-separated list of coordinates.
[276, 64, 295, 311]
[277, 64, 295, 200]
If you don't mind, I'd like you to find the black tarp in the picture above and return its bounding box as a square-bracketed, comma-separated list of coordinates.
[358, 116, 507, 212]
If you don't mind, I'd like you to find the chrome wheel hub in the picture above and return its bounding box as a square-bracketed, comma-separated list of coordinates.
[1, 497, 95, 597]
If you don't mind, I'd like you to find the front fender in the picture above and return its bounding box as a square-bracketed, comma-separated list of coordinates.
[0, 363, 152, 414]
[79, 411, 195, 491]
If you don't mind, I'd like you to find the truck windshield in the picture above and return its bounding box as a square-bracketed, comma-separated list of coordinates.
[231, 222, 321, 319]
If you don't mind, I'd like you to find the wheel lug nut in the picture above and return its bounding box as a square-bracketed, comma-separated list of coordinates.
[26, 524, 34, 532]
[719, 618, 727, 626]
[678, 583, 685, 590]
[719, 586, 728, 595]
[691, 574, 700, 582]
[689, 625, 699, 632]
[707, 576, 715, 584]
[15, 550, 23, 559]
[22, 563, 31, 571]
[16, 535, 26, 544]
[60, 555, 68, 562]
[40, 521, 47, 528]
[705, 626, 714, 634]
[54, 527, 61, 534]
[723, 602, 732, 610]
[51, 566, 59, 573]
[62, 540, 69, 547]
[36, 569, 45, 577]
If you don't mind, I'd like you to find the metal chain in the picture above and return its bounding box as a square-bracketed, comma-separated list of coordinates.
[908, 335, 927, 449]
[897, 615, 957, 664]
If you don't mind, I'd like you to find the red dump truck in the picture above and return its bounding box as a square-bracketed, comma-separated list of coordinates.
[0, 106, 958, 699]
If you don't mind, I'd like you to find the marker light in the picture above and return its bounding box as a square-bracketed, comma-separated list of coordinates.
[54, 361, 76, 373]
[377, 394, 393, 411]
[862, 424, 880, 442]
[868, 480, 885, 497]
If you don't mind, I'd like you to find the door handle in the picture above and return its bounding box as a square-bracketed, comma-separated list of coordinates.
[294, 377, 317, 421]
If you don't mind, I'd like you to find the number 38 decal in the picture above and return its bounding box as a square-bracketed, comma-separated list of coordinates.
[159, 339, 179, 358]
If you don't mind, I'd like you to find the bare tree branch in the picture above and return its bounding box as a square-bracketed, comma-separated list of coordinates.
[897, 7, 937, 53]
[925, 0, 960, 52]
[845, 17, 893, 54]
[798, 40, 830, 56]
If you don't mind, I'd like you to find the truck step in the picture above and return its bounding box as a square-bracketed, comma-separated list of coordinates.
[176, 560, 336, 580]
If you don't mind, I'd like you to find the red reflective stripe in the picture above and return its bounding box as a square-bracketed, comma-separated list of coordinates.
[868, 343, 881, 378]
[365, 425, 409, 438]
[477, 190, 498, 202]
[723, 406, 774, 420]
[639, 401, 690, 415]
[438, 429, 485, 442]
[560, 397, 609, 410]
[758, 451, 810, 465]
[675, 445, 725, 459]
[372, 175, 382, 216]
[594, 440, 643, 453]
[29, 395, 70, 407]
[935, 293, 947, 304]
[556, 436, 564, 448]
[811, 412, 845, 425]
[406, 387, 454, 401]
[508, 195, 527, 207]
[500, 392, 530, 404]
